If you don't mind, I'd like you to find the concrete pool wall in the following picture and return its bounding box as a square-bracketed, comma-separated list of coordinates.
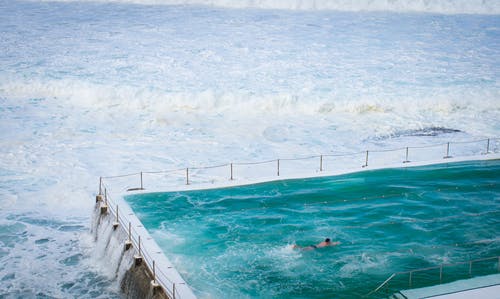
[91, 192, 197, 299]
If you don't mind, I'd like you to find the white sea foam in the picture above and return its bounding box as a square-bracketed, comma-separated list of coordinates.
[36, 0, 500, 14]
[0, 0, 499, 297]
[2, 78, 499, 117]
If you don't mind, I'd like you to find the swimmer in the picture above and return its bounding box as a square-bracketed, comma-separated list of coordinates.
[293, 238, 340, 251]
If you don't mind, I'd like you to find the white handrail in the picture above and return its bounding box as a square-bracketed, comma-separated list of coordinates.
[365, 273, 396, 297]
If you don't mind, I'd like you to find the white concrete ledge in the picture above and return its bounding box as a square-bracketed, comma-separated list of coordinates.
[400, 274, 500, 299]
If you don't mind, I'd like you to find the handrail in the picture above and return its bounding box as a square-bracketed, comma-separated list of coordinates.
[233, 159, 277, 166]
[369, 147, 407, 153]
[395, 256, 499, 276]
[322, 151, 367, 157]
[366, 255, 500, 297]
[102, 137, 498, 188]
[101, 172, 141, 179]
[143, 168, 185, 175]
[365, 273, 396, 297]
[279, 155, 319, 161]
[190, 163, 230, 170]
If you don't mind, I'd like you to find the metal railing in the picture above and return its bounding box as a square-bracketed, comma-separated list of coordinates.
[366, 256, 500, 297]
[100, 138, 498, 191]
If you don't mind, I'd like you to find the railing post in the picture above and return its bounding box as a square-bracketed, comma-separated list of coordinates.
[186, 168, 189, 185]
[138, 235, 141, 256]
[403, 147, 410, 163]
[134, 235, 143, 266]
[230, 163, 233, 180]
[444, 142, 452, 159]
[439, 265, 443, 284]
[100, 188, 109, 214]
[99, 177, 103, 195]
[486, 138, 490, 154]
[362, 150, 369, 168]
[409, 271, 412, 287]
[320, 155, 323, 172]
[96, 177, 104, 202]
[113, 205, 119, 230]
[173, 283, 176, 299]
[128, 222, 131, 241]
[469, 261, 472, 276]
[150, 260, 160, 293]
[277, 159, 280, 176]
[140, 172, 143, 190]
[125, 222, 132, 250]
[153, 260, 156, 284]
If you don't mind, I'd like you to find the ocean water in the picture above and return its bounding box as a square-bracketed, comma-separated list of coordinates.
[0, 0, 499, 297]
[126, 160, 500, 298]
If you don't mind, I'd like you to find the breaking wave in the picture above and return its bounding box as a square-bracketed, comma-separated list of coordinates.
[2, 78, 499, 117]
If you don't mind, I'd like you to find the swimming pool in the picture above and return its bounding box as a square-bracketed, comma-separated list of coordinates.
[125, 160, 500, 298]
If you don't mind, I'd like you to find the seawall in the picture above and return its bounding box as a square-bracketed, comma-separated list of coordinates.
[91, 199, 170, 299]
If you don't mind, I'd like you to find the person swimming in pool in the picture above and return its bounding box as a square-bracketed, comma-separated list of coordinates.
[293, 238, 340, 251]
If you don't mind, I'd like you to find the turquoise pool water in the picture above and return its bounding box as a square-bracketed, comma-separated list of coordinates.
[126, 160, 500, 298]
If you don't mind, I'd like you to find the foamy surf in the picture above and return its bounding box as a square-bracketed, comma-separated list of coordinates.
[0, 0, 498, 297]
[37, 0, 500, 14]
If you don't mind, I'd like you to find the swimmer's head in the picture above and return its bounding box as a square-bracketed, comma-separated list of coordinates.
[325, 238, 331, 243]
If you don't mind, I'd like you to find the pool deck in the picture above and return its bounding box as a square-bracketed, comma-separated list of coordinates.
[397, 274, 500, 299]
